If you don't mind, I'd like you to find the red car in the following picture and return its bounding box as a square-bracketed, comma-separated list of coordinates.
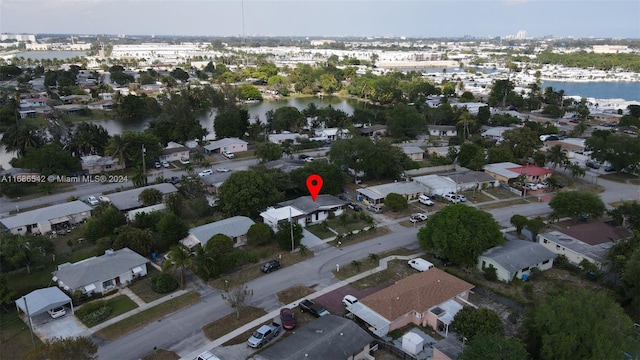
[569, 119, 580, 124]
[280, 307, 295, 330]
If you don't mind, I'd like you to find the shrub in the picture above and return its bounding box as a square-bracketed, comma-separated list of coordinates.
[483, 264, 498, 281]
[151, 273, 179, 294]
[82, 306, 112, 326]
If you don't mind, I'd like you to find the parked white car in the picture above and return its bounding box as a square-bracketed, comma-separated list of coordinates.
[418, 194, 434, 206]
[198, 169, 213, 177]
[87, 196, 99, 206]
[408, 258, 434, 272]
[444, 193, 460, 204]
[179, 158, 190, 165]
[525, 183, 539, 190]
[456, 194, 467, 202]
[222, 151, 235, 159]
[342, 295, 358, 306]
[409, 213, 428, 223]
[216, 167, 230, 173]
[161, 160, 170, 168]
[48, 306, 66, 319]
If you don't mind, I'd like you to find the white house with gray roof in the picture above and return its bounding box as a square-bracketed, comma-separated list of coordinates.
[203, 137, 248, 155]
[357, 181, 427, 205]
[0, 200, 92, 236]
[477, 239, 556, 282]
[278, 195, 347, 227]
[101, 183, 178, 212]
[180, 216, 255, 249]
[52, 248, 149, 295]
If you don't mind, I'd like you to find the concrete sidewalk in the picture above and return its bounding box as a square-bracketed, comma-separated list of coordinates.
[181, 253, 423, 360]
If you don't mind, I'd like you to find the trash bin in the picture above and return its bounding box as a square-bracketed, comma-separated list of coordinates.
[522, 274, 529, 282]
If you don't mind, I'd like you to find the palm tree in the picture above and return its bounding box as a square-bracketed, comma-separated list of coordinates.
[1, 125, 42, 158]
[105, 134, 128, 171]
[162, 246, 192, 288]
[546, 144, 569, 169]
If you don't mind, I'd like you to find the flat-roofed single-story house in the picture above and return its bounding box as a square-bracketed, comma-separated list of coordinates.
[349, 268, 474, 337]
[478, 239, 556, 282]
[253, 314, 375, 360]
[180, 216, 255, 249]
[401, 146, 425, 161]
[199, 171, 233, 194]
[52, 248, 149, 295]
[443, 171, 499, 191]
[0, 200, 92, 236]
[204, 137, 248, 155]
[358, 124, 387, 137]
[81, 155, 125, 174]
[537, 222, 632, 270]
[268, 132, 308, 145]
[428, 125, 457, 137]
[127, 203, 166, 222]
[260, 206, 306, 231]
[278, 195, 347, 227]
[481, 126, 513, 143]
[357, 181, 427, 205]
[314, 127, 351, 141]
[20, 97, 48, 109]
[160, 141, 190, 162]
[100, 183, 178, 212]
[412, 175, 457, 196]
[18, 109, 37, 118]
[484, 162, 552, 184]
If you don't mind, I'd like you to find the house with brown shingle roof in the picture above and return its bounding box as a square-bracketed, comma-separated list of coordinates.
[348, 268, 474, 337]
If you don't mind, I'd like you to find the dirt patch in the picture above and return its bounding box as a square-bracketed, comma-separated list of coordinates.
[202, 306, 267, 341]
[276, 285, 315, 305]
[314, 283, 393, 315]
[350, 260, 413, 289]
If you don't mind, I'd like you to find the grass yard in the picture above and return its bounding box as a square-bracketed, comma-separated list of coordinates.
[276, 285, 315, 305]
[484, 187, 519, 199]
[350, 260, 413, 289]
[332, 247, 418, 281]
[128, 267, 173, 303]
[305, 223, 335, 239]
[94, 291, 200, 341]
[327, 226, 390, 247]
[202, 306, 267, 342]
[326, 213, 375, 234]
[77, 295, 139, 327]
[600, 172, 640, 184]
[0, 311, 42, 360]
[480, 198, 529, 210]
[460, 190, 494, 203]
[140, 349, 180, 360]
[210, 247, 313, 289]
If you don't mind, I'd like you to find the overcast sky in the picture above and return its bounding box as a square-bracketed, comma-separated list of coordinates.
[1, 0, 639, 39]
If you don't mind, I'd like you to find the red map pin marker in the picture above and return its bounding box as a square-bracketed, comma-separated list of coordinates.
[306, 174, 323, 202]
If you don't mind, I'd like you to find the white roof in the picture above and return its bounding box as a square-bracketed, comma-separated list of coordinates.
[260, 206, 305, 222]
[204, 137, 248, 151]
[0, 200, 92, 229]
[15, 287, 72, 317]
[348, 301, 391, 331]
[107, 183, 178, 211]
[431, 299, 463, 325]
[357, 181, 426, 198]
[483, 162, 522, 179]
[412, 175, 456, 194]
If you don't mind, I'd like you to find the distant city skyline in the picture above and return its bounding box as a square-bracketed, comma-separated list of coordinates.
[1, 0, 639, 39]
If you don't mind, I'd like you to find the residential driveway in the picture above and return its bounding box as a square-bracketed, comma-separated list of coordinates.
[30, 307, 87, 340]
[314, 283, 393, 315]
[301, 229, 325, 248]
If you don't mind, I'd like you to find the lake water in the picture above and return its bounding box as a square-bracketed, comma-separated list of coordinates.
[540, 81, 640, 102]
[12, 51, 88, 60]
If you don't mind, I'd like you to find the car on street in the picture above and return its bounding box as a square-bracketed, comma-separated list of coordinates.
[298, 154, 310, 160]
[215, 167, 230, 172]
[222, 151, 235, 159]
[261, 259, 281, 273]
[348, 202, 362, 211]
[342, 295, 358, 307]
[179, 158, 190, 165]
[247, 322, 281, 348]
[569, 119, 580, 124]
[48, 306, 66, 319]
[98, 195, 110, 202]
[409, 213, 428, 223]
[198, 169, 213, 177]
[604, 165, 616, 172]
[161, 160, 170, 168]
[87, 196, 99, 206]
[280, 307, 296, 330]
[367, 204, 382, 213]
[164, 176, 180, 185]
[586, 160, 601, 169]
[303, 156, 314, 162]
[338, 194, 349, 202]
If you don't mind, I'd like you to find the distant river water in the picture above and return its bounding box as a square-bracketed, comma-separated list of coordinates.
[540, 81, 640, 102]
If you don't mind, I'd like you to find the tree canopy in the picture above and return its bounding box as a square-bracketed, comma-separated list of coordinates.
[417, 204, 503, 265]
[549, 190, 606, 222]
[218, 170, 282, 218]
[22, 336, 97, 360]
[214, 108, 250, 139]
[586, 130, 640, 173]
[289, 162, 346, 195]
[451, 307, 504, 341]
[255, 142, 282, 162]
[524, 289, 639, 360]
[384, 193, 408, 211]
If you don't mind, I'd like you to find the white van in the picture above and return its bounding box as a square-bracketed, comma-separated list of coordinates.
[408, 258, 434, 272]
[418, 195, 434, 206]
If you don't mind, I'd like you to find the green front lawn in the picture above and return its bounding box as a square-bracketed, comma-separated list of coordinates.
[0, 311, 42, 360]
[128, 267, 170, 303]
[305, 224, 335, 239]
[77, 295, 139, 327]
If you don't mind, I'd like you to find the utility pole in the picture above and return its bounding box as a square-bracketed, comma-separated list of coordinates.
[23, 297, 36, 349]
[289, 207, 295, 252]
[141, 145, 146, 184]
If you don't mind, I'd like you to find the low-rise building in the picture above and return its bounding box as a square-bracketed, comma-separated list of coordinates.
[180, 216, 255, 249]
[268, 132, 308, 145]
[477, 239, 556, 282]
[484, 162, 552, 184]
[0, 200, 92, 236]
[401, 146, 425, 161]
[428, 125, 457, 137]
[357, 181, 426, 205]
[204, 137, 248, 155]
[81, 155, 126, 174]
[52, 248, 149, 295]
[160, 141, 190, 163]
[101, 183, 178, 212]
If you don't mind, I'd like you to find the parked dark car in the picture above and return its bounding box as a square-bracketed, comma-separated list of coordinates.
[348, 202, 362, 211]
[298, 154, 310, 160]
[604, 165, 617, 172]
[585, 160, 600, 169]
[280, 307, 296, 330]
[338, 194, 349, 202]
[261, 259, 281, 273]
[164, 176, 180, 184]
[299, 299, 330, 318]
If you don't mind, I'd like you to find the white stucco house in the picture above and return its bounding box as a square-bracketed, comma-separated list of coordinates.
[81, 155, 126, 174]
[52, 248, 149, 295]
[0, 201, 92, 236]
[260, 195, 346, 231]
[159, 141, 190, 163]
[477, 239, 556, 282]
[260, 206, 306, 231]
[180, 216, 255, 249]
[204, 137, 248, 155]
[428, 125, 457, 137]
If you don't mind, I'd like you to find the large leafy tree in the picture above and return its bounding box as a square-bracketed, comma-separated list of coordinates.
[84, 206, 127, 242]
[328, 136, 376, 176]
[247, 223, 275, 246]
[586, 130, 640, 173]
[22, 336, 97, 360]
[499, 126, 543, 161]
[417, 204, 503, 265]
[622, 246, 640, 307]
[0, 233, 54, 274]
[608, 201, 640, 231]
[460, 334, 528, 360]
[267, 106, 306, 132]
[105, 131, 162, 168]
[148, 92, 206, 144]
[138, 188, 163, 206]
[218, 170, 282, 218]
[385, 193, 408, 211]
[162, 245, 191, 288]
[289, 162, 346, 195]
[386, 104, 427, 139]
[367, 139, 417, 180]
[11, 143, 81, 176]
[255, 142, 282, 162]
[113, 226, 154, 256]
[156, 213, 189, 251]
[549, 190, 605, 222]
[524, 289, 639, 360]
[214, 108, 250, 139]
[238, 84, 263, 100]
[451, 307, 504, 341]
[457, 143, 486, 170]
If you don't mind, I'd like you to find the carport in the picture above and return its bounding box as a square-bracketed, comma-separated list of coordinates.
[347, 301, 391, 337]
[15, 287, 74, 320]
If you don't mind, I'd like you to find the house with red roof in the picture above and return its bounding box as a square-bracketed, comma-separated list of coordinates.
[484, 162, 552, 184]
